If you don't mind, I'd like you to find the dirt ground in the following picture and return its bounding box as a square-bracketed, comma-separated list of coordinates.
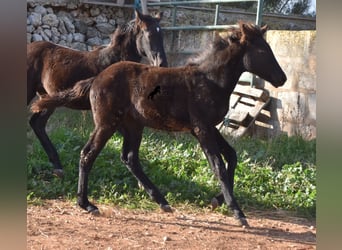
[27, 199, 316, 250]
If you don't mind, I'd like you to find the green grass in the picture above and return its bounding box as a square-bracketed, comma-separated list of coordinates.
[27, 109, 316, 218]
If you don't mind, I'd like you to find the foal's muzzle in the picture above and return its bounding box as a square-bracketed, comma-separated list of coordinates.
[152, 52, 168, 67]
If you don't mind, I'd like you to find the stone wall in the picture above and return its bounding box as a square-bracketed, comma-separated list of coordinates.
[27, 1, 134, 50]
[26, 1, 316, 139]
[261, 30, 316, 139]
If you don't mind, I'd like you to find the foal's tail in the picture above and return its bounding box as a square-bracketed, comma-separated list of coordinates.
[30, 77, 95, 113]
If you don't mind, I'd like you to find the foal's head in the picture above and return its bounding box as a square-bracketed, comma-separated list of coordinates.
[134, 10, 168, 67]
[228, 22, 287, 87]
[190, 22, 287, 87]
[110, 9, 168, 67]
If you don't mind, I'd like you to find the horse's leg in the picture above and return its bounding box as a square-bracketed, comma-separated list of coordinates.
[192, 126, 247, 226]
[119, 125, 172, 212]
[29, 108, 64, 177]
[77, 125, 116, 213]
[211, 129, 238, 210]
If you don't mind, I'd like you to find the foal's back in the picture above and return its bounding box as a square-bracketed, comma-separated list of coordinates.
[27, 41, 101, 101]
[90, 61, 228, 131]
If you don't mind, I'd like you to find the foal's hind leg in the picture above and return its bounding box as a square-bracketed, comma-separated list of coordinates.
[211, 129, 238, 210]
[29, 108, 64, 177]
[119, 125, 172, 212]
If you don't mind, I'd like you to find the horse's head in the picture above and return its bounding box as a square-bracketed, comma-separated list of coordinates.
[134, 10, 168, 67]
[228, 22, 287, 87]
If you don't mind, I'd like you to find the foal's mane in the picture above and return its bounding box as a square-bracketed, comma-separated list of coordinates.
[186, 21, 265, 70]
[110, 19, 137, 47]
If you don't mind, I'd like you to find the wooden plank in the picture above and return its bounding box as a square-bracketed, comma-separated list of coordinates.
[239, 96, 256, 107]
[228, 110, 249, 124]
[229, 94, 240, 108]
[233, 102, 253, 113]
[249, 101, 267, 117]
[219, 82, 272, 137]
[233, 84, 269, 102]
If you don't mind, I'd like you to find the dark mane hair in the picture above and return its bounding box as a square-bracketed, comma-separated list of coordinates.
[186, 22, 266, 71]
[110, 19, 136, 46]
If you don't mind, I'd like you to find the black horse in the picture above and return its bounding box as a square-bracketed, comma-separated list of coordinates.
[27, 10, 167, 177]
[32, 22, 287, 226]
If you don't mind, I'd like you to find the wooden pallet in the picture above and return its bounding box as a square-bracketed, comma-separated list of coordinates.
[219, 83, 271, 138]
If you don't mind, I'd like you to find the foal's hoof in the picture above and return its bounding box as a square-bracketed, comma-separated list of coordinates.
[88, 207, 100, 216]
[161, 204, 173, 213]
[236, 217, 250, 228]
[53, 169, 64, 178]
[211, 197, 219, 211]
[86, 204, 99, 214]
[79, 202, 100, 215]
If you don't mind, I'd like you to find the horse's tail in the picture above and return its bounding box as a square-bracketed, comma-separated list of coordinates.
[30, 77, 95, 113]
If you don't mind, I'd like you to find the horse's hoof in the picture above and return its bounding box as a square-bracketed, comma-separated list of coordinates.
[161, 204, 173, 213]
[53, 169, 64, 178]
[237, 217, 250, 228]
[86, 205, 100, 216]
[211, 197, 219, 211]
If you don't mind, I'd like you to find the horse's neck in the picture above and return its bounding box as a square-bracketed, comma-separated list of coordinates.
[96, 44, 121, 69]
[199, 59, 244, 96]
[121, 32, 141, 62]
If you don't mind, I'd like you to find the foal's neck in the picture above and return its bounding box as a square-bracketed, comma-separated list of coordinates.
[96, 44, 121, 69]
[199, 58, 244, 96]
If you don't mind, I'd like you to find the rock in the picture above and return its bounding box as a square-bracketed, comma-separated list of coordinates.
[90, 7, 100, 17]
[74, 20, 88, 34]
[34, 5, 47, 15]
[86, 37, 103, 47]
[96, 23, 116, 34]
[58, 20, 68, 34]
[86, 27, 99, 38]
[42, 13, 59, 27]
[32, 33, 43, 42]
[73, 33, 85, 43]
[28, 13, 42, 27]
[60, 16, 75, 33]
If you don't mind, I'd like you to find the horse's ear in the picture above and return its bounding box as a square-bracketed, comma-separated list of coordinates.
[261, 24, 268, 34]
[135, 9, 144, 23]
[213, 31, 221, 42]
[240, 23, 250, 37]
[155, 11, 163, 22]
[240, 22, 255, 43]
[213, 31, 229, 49]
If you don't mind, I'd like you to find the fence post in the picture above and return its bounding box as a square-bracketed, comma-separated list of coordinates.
[140, 0, 149, 14]
[256, 0, 263, 25]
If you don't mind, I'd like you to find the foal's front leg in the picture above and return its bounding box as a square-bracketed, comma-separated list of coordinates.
[119, 126, 172, 212]
[211, 128, 238, 210]
[77, 125, 115, 213]
[192, 126, 247, 226]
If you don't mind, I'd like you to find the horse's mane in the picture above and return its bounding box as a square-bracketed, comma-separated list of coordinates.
[186, 21, 264, 69]
[110, 13, 161, 46]
[110, 19, 136, 46]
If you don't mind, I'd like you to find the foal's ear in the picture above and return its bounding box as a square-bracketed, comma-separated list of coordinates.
[261, 24, 268, 34]
[240, 23, 252, 37]
[155, 11, 163, 22]
[213, 31, 229, 49]
[135, 9, 144, 23]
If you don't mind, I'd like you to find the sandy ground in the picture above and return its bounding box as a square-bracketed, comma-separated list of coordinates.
[27, 199, 316, 250]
